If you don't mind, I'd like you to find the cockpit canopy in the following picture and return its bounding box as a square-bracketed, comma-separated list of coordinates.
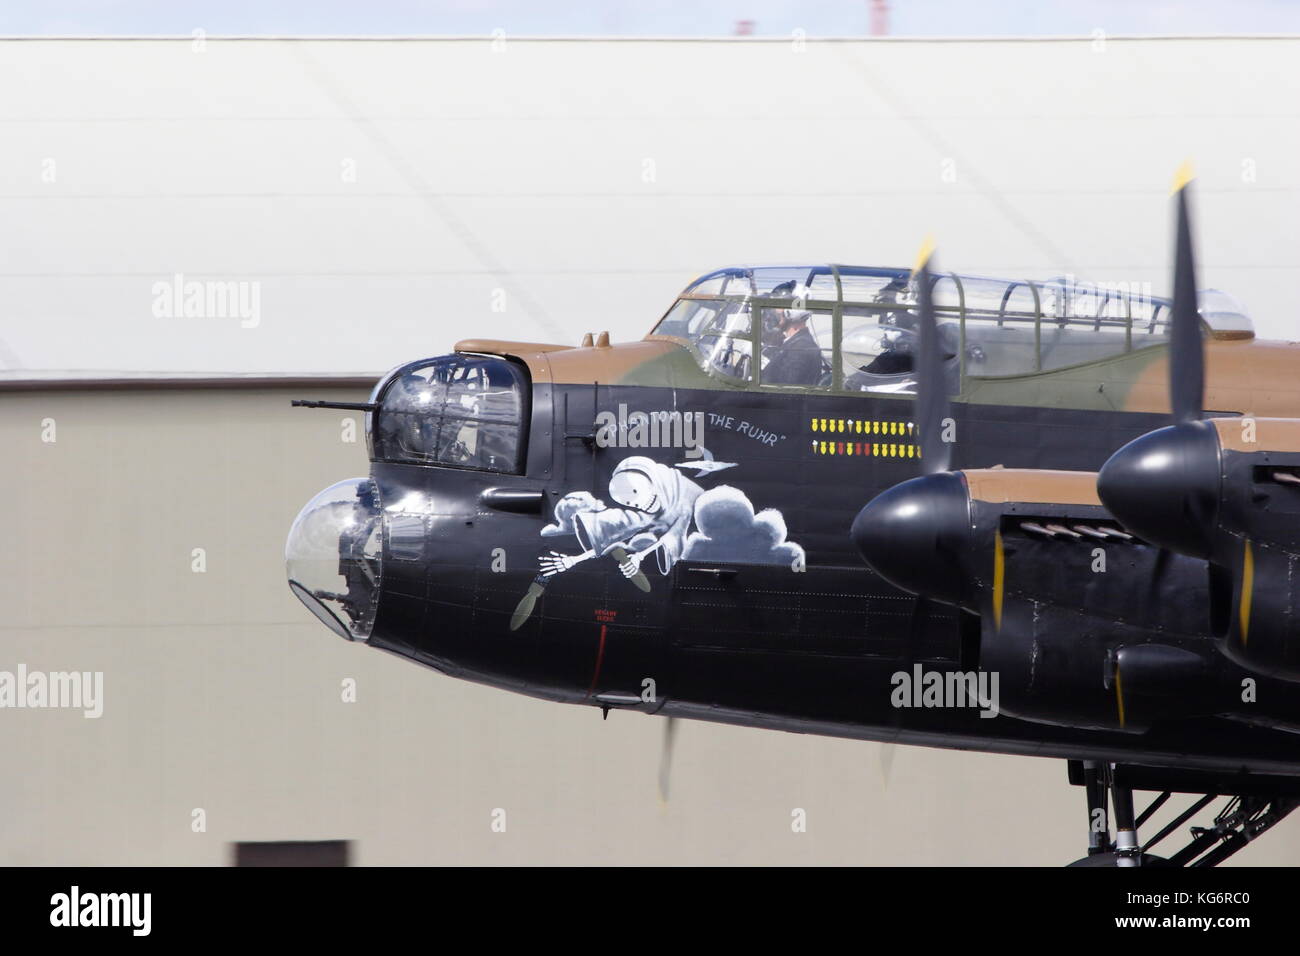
[369, 354, 528, 472]
[649, 265, 1253, 390]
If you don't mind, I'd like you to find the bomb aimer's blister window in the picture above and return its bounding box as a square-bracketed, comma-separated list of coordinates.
[371, 355, 527, 472]
[285, 478, 383, 642]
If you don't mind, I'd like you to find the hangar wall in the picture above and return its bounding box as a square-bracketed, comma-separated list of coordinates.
[1, 36, 1298, 380]
[2, 384, 1299, 865]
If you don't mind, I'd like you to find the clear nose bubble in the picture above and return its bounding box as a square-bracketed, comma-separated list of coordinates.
[285, 478, 383, 641]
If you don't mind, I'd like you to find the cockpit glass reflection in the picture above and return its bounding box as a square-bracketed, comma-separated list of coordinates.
[372, 356, 526, 472]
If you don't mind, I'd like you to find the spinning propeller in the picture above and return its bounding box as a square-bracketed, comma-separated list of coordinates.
[1096, 164, 1218, 559]
[1169, 162, 1205, 426]
[850, 240, 970, 611]
[853, 239, 961, 777]
[912, 237, 954, 476]
[844, 173, 1252, 731]
[1098, 166, 1300, 680]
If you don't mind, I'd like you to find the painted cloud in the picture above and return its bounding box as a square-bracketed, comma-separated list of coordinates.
[682, 485, 805, 566]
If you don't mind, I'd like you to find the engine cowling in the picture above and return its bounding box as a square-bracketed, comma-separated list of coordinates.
[853, 468, 1232, 732]
[1099, 417, 1300, 681]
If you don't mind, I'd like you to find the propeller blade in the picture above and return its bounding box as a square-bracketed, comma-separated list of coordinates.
[913, 238, 953, 474]
[657, 716, 677, 805]
[1169, 162, 1204, 424]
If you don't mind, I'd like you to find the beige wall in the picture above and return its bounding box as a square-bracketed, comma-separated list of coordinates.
[2, 386, 1298, 864]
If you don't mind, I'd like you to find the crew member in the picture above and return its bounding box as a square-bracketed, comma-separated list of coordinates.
[763, 309, 823, 385]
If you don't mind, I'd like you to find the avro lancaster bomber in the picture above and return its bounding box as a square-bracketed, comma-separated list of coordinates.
[287, 172, 1300, 865]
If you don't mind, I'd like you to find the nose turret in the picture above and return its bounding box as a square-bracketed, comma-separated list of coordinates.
[286, 477, 384, 641]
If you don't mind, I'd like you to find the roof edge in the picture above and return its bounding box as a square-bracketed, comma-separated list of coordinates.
[0, 373, 378, 392]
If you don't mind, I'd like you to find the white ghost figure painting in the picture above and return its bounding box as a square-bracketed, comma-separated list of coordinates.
[510, 455, 805, 630]
[533, 454, 804, 581]
[539, 456, 703, 580]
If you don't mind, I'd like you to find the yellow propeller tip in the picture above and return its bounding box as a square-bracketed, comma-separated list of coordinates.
[1171, 160, 1195, 195]
[911, 234, 936, 274]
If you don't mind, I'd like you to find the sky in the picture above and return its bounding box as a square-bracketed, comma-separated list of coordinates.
[4, 0, 1300, 38]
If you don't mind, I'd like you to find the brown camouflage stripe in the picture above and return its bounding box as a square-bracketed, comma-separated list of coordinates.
[964, 469, 1102, 506]
[1213, 416, 1300, 453]
[457, 335, 1300, 416]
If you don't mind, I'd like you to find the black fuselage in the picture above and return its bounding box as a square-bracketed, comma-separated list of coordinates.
[361, 380, 1300, 777]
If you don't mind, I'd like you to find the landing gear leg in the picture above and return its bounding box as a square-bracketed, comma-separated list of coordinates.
[1066, 761, 1299, 866]
[1109, 773, 1140, 867]
[1067, 761, 1167, 867]
[1082, 760, 1112, 856]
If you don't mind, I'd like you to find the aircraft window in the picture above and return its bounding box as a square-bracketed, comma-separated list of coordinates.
[837, 272, 911, 302]
[842, 316, 920, 388]
[1038, 279, 1166, 372]
[656, 296, 754, 381]
[761, 305, 833, 388]
[1037, 323, 1147, 372]
[1198, 289, 1252, 336]
[836, 273, 929, 391]
[654, 265, 1240, 389]
[371, 356, 526, 472]
[684, 275, 727, 296]
[957, 281, 1041, 377]
[655, 297, 730, 338]
[923, 274, 1173, 378]
[804, 273, 841, 299]
[750, 267, 818, 298]
[285, 478, 382, 641]
[656, 269, 837, 386]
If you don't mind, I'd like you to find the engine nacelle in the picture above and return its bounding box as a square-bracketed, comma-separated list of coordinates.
[855, 468, 1241, 732]
[1100, 417, 1300, 681]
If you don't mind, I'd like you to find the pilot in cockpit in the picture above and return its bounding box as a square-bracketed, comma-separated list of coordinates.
[763, 309, 823, 385]
[860, 327, 917, 375]
[842, 274, 928, 386]
[761, 281, 825, 386]
[843, 320, 959, 390]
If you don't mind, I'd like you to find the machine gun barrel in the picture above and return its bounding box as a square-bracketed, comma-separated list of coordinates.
[291, 399, 378, 411]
